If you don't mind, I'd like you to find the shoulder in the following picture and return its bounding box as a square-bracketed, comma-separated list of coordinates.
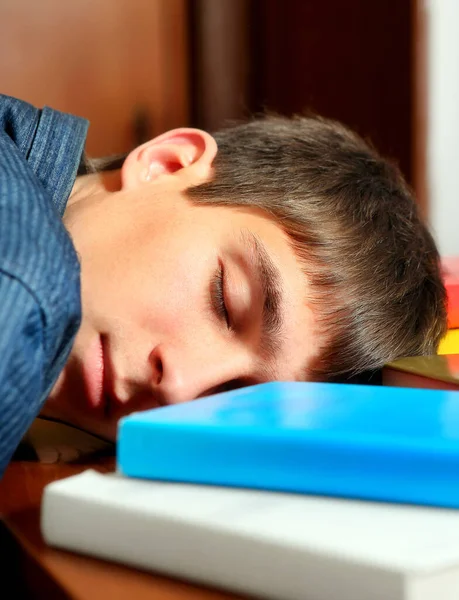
[0, 97, 82, 363]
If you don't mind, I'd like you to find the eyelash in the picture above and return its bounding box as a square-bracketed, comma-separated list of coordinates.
[211, 263, 231, 329]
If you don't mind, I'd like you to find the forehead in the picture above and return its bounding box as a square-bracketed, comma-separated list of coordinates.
[268, 270, 320, 382]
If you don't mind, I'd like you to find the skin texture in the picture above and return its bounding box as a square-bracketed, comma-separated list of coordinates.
[43, 128, 320, 441]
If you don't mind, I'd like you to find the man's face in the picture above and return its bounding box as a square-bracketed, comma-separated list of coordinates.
[44, 130, 320, 440]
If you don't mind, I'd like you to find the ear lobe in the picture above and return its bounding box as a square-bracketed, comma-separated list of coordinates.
[121, 128, 218, 190]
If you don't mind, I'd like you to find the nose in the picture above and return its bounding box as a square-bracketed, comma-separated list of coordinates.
[148, 342, 252, 404]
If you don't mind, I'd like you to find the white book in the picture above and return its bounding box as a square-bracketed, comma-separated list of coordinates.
[41, 469, 459, 600]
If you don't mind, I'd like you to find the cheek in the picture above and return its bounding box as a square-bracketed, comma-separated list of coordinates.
[135, 250, 212, 336]
[85, 227, 214, 337]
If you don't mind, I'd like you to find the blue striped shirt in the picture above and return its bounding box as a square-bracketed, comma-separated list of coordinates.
[0, 95, 87, 475]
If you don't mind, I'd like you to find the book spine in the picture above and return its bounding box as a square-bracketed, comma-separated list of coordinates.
[118, 424, 459, 508]
[41, 480, 400, 600]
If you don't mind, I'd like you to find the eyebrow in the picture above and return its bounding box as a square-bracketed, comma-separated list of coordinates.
[241, 231, 285, 361]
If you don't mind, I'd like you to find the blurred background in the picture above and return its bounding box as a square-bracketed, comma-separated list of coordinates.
[0, 0, 456, 255]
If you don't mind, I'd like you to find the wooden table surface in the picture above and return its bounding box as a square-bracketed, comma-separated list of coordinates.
[0, 458, 243, 600]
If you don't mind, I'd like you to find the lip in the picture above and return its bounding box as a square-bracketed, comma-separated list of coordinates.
[82, 335, 106, 411]
[82, 336, 165, 418]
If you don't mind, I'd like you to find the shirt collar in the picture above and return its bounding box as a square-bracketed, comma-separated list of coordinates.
[27, 106, 89, 217]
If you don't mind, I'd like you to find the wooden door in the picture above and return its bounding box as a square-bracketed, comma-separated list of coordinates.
[0, 0, 190, 156]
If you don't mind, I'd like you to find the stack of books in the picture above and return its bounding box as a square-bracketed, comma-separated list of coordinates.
[439, 257, 459, 354]
[41, 381, 459, 600]
[443, 257, 459, 331]
[381, 256, 459, 389]
[383, 354, 459, 391]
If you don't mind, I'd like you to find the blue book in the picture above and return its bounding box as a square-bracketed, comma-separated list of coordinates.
[117, 381, 459, 508]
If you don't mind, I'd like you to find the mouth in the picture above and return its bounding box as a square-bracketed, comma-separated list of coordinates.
[103, 391, 112, 419]
[83, 335, 165, 420]
[101, 335, 115, 419]
[82, 334, 111, 416]
[101, 336, 124, 420]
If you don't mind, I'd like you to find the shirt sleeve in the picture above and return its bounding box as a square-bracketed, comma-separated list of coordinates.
[0, 111, 81, 475]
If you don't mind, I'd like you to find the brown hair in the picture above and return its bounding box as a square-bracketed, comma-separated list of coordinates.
[81, 114, 447, 382]
[185, 115, 447, 381]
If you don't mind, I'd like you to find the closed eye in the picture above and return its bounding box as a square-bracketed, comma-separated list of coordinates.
[211, 261, 232, 329]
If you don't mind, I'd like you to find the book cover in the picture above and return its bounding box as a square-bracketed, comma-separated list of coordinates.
[438, 329, 459, 355]
[442, 257, 459, 329]
[118, 381, 459, 508]
[383, 355, 459, 391]
[41, 470, 459, 600]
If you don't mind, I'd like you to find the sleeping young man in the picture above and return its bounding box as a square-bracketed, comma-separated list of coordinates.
[0, 94, 447, 474]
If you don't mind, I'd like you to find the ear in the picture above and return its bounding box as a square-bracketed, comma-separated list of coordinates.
[121, 128, 218, 191]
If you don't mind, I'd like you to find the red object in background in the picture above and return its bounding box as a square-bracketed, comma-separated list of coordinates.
[442, 257, 459, 329]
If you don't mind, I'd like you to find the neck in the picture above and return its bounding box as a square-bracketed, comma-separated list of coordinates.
[67, 169, 123, 210]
